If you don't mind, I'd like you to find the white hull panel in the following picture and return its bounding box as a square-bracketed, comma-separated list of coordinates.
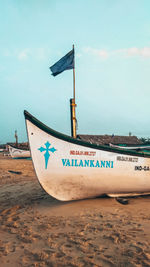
[8, 145, 31, 158]
[24, 111, 150, 201]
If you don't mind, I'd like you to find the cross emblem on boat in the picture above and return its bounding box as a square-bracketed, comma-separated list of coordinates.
[38, 141, 57, 169]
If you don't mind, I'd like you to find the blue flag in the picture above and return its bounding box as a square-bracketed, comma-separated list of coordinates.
[50, 48, 74, 76]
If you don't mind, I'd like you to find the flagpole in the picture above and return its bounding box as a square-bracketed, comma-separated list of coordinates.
[71, 44, 77, 138]
[49, 45, 77, 138]
[73, 45, 75, 101]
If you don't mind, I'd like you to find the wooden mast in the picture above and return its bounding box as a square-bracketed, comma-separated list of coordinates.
[70, 44, 77, 138]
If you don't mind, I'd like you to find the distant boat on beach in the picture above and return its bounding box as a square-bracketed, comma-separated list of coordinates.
[8, 144, 31, 159]
[109, 143, 150, 151]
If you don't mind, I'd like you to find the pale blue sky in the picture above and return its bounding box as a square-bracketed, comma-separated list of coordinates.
[1, 0, 150, 143]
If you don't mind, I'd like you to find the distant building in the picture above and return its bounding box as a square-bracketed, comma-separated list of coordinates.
[77, 135, 143, 146]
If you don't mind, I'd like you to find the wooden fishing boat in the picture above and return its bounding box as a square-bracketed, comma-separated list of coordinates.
[8, 144, 31, 159]
[24, 110, 150, 201]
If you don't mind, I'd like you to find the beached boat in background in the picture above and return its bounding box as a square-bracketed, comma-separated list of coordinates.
[24, 110, 150, 201]
[109, 143, 150, 151]
[8, 144, 31, 159]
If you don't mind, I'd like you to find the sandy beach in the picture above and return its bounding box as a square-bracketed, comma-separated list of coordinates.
[1, 154, 150, 266]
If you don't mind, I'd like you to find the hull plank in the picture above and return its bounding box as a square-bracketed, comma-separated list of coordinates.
[24, 111, 150, 201]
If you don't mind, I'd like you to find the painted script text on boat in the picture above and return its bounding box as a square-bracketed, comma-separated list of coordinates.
[62, 159, 114, 168]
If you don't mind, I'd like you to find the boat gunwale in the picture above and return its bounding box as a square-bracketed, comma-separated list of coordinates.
[24, 110, 150, 158]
